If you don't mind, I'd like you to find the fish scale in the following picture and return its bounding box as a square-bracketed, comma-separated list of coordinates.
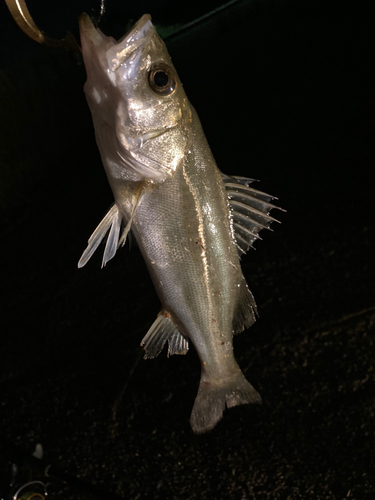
[78, 13, 282, 433]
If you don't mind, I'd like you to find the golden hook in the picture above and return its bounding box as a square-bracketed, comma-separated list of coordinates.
[4, 0, 81, 53]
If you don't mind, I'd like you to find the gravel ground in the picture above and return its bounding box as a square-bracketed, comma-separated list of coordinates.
[1, 0, 374, 498]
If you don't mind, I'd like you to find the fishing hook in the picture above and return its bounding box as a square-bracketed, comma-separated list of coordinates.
[5, 0, 81, 52]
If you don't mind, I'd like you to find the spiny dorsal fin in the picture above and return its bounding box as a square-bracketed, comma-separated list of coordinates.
[233, 279, 258, 334]
[221, 173, 284, 255]
[141, 312, 189, 359]
[78, 204, 123, 269]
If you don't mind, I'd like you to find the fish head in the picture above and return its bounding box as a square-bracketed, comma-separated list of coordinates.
[80, 14, 192, 183]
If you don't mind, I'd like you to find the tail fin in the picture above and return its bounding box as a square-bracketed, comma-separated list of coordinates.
[190, 371, 261, 434]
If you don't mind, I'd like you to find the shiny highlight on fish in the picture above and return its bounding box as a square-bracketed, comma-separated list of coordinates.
[78, 13, 283, 433]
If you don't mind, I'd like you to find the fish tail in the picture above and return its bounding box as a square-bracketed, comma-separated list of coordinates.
[190, 368, 261, 434]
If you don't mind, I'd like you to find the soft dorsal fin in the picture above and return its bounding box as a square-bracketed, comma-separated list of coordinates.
[221, 173, 284, 255]
[141, 312, 189, 359]
[232, 279, 258, 334]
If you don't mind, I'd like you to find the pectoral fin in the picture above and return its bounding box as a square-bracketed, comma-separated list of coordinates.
[78, 204, 123, 268]
[222, 173, 285, 255]
[78, 183, 145, 269]
[118, 181, 144, 248]
[141, 313, 189, 359]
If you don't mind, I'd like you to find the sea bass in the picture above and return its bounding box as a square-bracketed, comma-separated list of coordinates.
[78, 14, 281, 434]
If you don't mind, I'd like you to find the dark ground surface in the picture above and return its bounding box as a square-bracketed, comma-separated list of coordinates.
[1, 0, 374, 498]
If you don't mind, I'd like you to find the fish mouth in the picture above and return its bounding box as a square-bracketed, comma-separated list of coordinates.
[79, 12, 152, 45]
[106, 15, 154, 75]
[79, 13, 155, 77]
[79, 13, 112, 48]
[118, 14, 153, 46]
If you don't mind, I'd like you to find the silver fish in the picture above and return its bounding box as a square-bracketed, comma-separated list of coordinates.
[78, 14, 281, 434]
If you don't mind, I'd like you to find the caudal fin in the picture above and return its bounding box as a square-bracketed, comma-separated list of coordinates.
[190, 371, 261, 434]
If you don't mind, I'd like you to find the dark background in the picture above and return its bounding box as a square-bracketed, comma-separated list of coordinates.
[1, 0, 374, 498]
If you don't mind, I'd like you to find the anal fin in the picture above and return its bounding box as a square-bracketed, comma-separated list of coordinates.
[141, 312, 189, 359]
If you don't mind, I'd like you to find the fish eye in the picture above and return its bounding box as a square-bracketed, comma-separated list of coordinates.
[148, 63, 177, 96]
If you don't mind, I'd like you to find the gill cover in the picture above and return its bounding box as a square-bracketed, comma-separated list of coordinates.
[79, 14, 191, 183]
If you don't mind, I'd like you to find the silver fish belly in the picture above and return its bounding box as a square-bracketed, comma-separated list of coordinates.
[78, 14, 281, 433]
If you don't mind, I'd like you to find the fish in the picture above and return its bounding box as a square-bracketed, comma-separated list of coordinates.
[78, 13, 282, 434]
